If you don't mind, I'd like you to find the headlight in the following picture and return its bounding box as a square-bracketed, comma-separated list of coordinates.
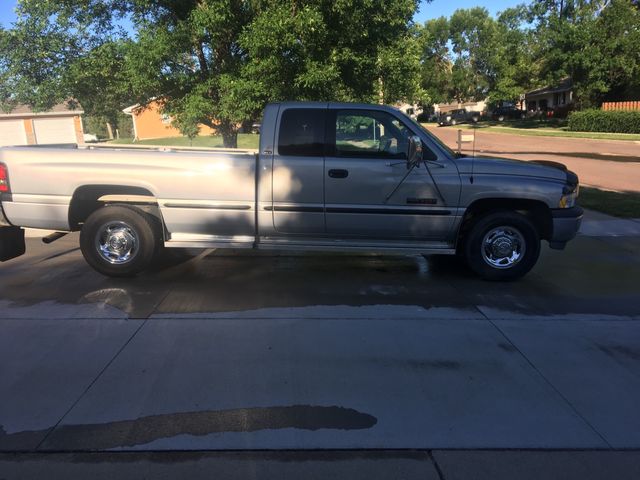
[559, 185, 579, 208]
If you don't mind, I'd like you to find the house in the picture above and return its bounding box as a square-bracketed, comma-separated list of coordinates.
[123, 99, 215, 141]
[395, 102, 424, 120]
[525, 78, 573, 113]
[0, 102, 85, 146]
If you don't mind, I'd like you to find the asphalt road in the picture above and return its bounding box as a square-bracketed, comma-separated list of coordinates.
[427, 125, 640, 192]
[1, 220, 640, 478]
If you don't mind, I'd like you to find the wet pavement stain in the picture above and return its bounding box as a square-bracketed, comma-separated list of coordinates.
[1, 405, 377, 451]
[597, 344, 640, 362]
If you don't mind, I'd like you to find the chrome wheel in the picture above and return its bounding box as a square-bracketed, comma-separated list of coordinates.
[481, 226, 526, 269]
[95, 221, 139, 265]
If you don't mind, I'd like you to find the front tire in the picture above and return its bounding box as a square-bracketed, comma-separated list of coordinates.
[80, 205, 160, 277]
[463, 211, 540, 281]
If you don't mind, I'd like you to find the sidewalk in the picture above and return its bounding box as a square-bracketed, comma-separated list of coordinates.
[579, 209, 640, 236]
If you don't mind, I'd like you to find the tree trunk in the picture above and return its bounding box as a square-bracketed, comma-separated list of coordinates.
[220, 120, 238, 148]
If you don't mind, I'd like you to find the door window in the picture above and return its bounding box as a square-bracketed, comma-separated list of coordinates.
[277, 108, 326, 157]
[333, 110, 410, 159]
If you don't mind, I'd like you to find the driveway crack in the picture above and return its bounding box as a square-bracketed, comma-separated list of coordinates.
[488, 319, 613, 449]
[34, 318, 149, 451]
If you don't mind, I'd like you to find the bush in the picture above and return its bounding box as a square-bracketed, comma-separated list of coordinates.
[568, 109, 640, 133]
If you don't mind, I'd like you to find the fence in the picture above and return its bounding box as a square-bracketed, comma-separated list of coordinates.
[601, 101, 640, 111]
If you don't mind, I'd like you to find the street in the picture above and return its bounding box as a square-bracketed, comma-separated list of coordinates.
[427, 126, 640, 192]
[1, 213, 640, 478]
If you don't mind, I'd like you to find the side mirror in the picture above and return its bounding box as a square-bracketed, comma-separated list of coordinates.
[407, 135, 423, 168]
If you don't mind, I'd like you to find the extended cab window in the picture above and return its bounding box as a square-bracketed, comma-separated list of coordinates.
[277, 108, 326, 157]
[334, 110, 410, 159]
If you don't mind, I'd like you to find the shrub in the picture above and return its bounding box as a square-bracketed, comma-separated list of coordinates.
[568, 109, 640, 134]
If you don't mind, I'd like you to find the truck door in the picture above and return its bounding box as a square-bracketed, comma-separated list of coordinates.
[271, 106, 327, 234]
[324, 108, 456, 240]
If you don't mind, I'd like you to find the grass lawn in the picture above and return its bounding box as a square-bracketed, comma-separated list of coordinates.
[427, 120, 640, 141]
[579, 187, 640, 218]
[111, 134, 260, 149]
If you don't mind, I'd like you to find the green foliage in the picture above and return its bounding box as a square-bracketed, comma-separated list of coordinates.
[568, 109, 640, 133]
[0, 0, 423, 147]
[417, 5, 539, 105]
[528, 0, 640, 107]
[417, 0, 640, 108]
[240, 1, 421, 106]
[84, 113, 134, 139]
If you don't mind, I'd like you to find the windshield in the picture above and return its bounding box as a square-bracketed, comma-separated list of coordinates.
[403, 113, 457, 158]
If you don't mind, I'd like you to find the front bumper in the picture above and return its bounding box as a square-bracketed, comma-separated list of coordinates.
[549, 205, 583, 249]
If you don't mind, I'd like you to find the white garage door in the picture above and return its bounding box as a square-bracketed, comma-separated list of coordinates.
[33, 117, 77, 144]
[0, 120, 28, 146]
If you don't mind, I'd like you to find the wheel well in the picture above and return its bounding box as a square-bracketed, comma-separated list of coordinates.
[68, 185, 159, 230]
[459, 198, 553, 242]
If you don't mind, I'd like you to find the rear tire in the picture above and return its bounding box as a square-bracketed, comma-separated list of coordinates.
[463, 211, 540, 281]
[80, 205, 160, 277]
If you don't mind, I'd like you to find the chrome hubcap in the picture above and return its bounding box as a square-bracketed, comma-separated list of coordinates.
[95, 222, 138, 265]
[481, 226, 526, 269]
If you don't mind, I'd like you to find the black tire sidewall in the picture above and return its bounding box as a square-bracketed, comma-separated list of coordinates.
[464, 211, 540, 281]
[80, 205, 159, 277]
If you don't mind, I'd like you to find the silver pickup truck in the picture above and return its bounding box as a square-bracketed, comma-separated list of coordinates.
[0, 101, 582, 280]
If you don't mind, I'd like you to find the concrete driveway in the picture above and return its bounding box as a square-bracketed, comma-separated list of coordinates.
[1, 216, 639, 478]
[427, 126, 640, 192]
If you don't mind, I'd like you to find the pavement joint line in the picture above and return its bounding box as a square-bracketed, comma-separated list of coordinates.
[486, 319, 613, 449]
[33, 317, 151, 451]
[428, 451, 447, 480]
[145, 316, 487, 321]
[4, 448, 640, 454]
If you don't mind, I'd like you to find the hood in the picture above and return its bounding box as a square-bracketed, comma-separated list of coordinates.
[455, 156, 569, 182]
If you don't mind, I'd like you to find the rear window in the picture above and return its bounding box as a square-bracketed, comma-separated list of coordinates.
[277, 108, 326, 157]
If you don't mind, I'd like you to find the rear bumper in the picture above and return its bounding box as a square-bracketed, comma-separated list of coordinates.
[549, 206, 583, 249]
[0, 194, 12, 227]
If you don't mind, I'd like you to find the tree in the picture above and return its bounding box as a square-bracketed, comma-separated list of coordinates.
[0, 1, 135, 133]
[528, 0, 640, 106]
[417, 17, 453, 104]
[240, 1, 421, 106]
[1, 0, 422, 147]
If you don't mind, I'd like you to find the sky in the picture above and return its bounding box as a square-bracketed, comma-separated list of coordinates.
[0, 0, 523, 28]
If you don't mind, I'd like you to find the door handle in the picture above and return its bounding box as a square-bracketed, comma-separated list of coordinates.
[328, 169, 349, 178]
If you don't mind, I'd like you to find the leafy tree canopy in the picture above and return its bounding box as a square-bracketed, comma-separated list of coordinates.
[0, 0, 423, 146]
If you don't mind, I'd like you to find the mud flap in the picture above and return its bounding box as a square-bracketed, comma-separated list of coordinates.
[0, 226, 26, 261]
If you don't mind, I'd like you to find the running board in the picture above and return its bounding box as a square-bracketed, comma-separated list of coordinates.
[165, 234, 455, 255]
[257, 242, 455, 255]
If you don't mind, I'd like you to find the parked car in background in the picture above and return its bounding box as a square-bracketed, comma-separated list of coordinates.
[491, 106, 526, 121]
[438, 109, 480, 126]
[251, 123, 261, 134]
